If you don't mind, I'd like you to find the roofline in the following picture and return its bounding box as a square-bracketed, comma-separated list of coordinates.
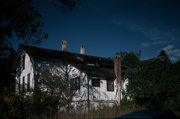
[19, 44, 113, 61]
[18, 44, 128, 68]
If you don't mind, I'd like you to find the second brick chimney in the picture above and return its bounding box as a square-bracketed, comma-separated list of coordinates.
[114, 53, 121, 104]
[61, 40, 67, 51]
[80, 46, 85, 54]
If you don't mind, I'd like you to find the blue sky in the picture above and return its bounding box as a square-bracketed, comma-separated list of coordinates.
[25, 0, 180, 61]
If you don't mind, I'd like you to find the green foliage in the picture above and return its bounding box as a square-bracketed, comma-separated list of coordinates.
[120, 51, 141, 68]
[0, 89, 64, 119]
[126, 51, 180, 112]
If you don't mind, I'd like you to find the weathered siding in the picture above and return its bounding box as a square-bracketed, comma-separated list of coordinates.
[16, 52, 34, 93]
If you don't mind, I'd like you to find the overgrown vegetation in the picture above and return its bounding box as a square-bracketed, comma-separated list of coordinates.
[1, 90, 68, 119]
[120, 51, 141, 68]
[125, 50, 180, 114]
[1, 91, 142, 119]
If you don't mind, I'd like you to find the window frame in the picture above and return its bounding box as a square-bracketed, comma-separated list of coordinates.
[107, 80, 114, 91]
[70, 77, 80, 90]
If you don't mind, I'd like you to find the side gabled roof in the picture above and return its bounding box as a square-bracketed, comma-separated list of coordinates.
[19, 45, 128, 80]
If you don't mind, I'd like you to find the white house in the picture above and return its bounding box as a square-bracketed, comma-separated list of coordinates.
[15, 41, 129, 110]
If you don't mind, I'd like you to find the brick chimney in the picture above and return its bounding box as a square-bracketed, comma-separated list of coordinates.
[80, 46, 85, 54]
[114, 53, 121, 104]
[61, 40, 67, 51]
[114, 53, 121, 84]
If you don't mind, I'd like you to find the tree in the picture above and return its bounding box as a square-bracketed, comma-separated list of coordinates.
[0, 48, 16, 92]
[4, 60, 82, 118]
[0, 0, 77, 92]
[0, 0, 77, 57]
[53, 0, 77, 12]
[126, 51, 180, 111]
[0, 0, 47, 93]
[0, 0, 47, 53]
[37, 63, 79, 111]
[29, 57, 83, 112]
[0, 1, 77, 118]
[120, 51, 141, 68]
[158, 50, 170, 62]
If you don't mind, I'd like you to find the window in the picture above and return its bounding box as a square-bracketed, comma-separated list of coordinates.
[92, 79, 100, 87]
[27, 73, 30, 91]
[22, 55, 25, 70]
[22, 76, 25, 92]
[107, 80, 114, 91]
[70, 77, 80, 90]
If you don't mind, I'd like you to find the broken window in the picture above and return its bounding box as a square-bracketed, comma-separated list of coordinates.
[70, 77, 80, 90]
[92, 79, 100, 87]
[107, 80, 114, 91]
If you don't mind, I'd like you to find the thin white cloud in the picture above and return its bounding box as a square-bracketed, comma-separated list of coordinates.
[114, 20, 180, 61]
[114, 20, 179, 48]
[177, 52, 180, 57]
[162, 45, 180, 61]
[140, 42, 150, 47]
[170, 57, 178, 61]
[163, 45, 175, 51]
[168, 49, 180, 55]
[152, 40, 167, 45]
[140, 40, 168, 48]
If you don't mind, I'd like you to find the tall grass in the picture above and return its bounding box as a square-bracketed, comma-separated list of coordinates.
[36, 104, 143, 119]
[1, 92, 144, 119]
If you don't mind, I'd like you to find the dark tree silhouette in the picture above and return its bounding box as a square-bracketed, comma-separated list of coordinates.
[0, 1, 77, 118]
[126, 51, 179, 111]
[120, 51, 141, 68]
[0, 0, 77, 91]
[0, 0, 47, 52]
[53, 0, 77, 12]
[0, 0, 46, 93]
[0, 0, 77, 57]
